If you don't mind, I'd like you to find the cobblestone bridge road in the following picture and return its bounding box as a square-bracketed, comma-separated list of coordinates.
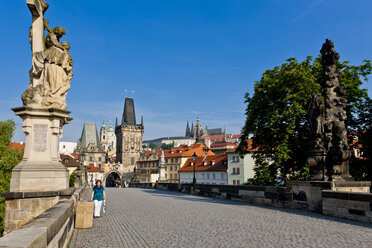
[70, 188, 372, 248]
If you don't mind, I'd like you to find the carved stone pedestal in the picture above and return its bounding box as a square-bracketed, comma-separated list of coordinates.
[287, 180, 371, 212]
[9, 107, 72, 192]
[3, 107, 73, 234]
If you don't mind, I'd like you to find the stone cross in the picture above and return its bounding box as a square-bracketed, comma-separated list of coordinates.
[27, 0, 49, 53]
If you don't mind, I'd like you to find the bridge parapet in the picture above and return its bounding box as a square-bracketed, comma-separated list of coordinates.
[155, 182, 372, 224]
[0, 184, 87, 248]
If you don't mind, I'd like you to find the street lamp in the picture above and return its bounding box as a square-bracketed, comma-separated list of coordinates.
[79, 152, 86, 186]
[192, 152, 197, 184]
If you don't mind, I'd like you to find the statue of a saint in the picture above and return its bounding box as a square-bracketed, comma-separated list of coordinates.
[22, 16, 73, 109]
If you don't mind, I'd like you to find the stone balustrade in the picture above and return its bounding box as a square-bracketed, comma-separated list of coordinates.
[153, 182, 372, 223]
[322, 190, 372, 223]
[0, 184, 87, 248]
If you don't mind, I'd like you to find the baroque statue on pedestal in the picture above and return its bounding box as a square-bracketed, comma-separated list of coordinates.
[22, 0, 73, 110]
[307, 39, 351, 181]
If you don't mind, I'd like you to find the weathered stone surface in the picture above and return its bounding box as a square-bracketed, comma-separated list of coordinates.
[307, 39, 352, 181]
[0, 227, 47, 248]
[23, 0, 73, 110]
[3, 196, 60, 234]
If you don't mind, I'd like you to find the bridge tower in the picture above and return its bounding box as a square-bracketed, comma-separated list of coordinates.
[115, 96, 144, 181]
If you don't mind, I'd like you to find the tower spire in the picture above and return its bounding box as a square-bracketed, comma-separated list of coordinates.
[223, 124, 227, 143]
[141, 113, 144, 127]
[185, 121, 190, 137]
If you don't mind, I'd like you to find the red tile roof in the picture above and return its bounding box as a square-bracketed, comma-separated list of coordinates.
[210, 142, 238, 148]
[163, 143, 214, 158]
[70, 153, 80, 160]
[203, 134, 241, 142]
[179, 154, 227, 172]
[228, 139, 258, 153]
[60, 154, 80, 167]
[9, 142, 25, 152]
[86, 165, 104, 173]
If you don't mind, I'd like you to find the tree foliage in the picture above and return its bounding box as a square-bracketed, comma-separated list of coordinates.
[238, 56, 371, 185]
[149, 143, 157, 150]
[161, 143, 174, 150]
[0, 120, 23, 236]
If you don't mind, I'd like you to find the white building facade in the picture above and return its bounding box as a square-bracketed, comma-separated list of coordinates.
[59, 142, 77, 155]
[179, 171, 227, 184]
[227, 152, 255, 185]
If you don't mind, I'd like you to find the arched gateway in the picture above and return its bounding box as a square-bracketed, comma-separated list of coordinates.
[103, 170, 122, 187]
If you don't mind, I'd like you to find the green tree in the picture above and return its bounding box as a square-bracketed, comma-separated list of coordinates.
[350, 98, 372, 181]
[69, 170, 77, 187]
[149, 143, 157, 150]
[238, 56, 371, 185]
[142, 144, 147, 149]
[0, 120, 23, 236]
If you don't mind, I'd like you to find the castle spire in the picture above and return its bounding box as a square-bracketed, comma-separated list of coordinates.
[185, 121, 190, 137]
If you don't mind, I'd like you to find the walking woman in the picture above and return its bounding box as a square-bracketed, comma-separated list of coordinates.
[90, 180, 106, 218]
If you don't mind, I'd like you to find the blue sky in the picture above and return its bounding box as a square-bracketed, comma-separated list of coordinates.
[1, 0, 371, 142]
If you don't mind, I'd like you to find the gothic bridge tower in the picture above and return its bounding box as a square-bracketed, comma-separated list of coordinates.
[115, 97, 144, 177]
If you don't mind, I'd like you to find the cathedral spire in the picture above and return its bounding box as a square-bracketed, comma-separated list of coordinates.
[185, 121, 191, 137]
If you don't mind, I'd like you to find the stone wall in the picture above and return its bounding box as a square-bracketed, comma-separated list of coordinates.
[129, 182, 156, 189]
[0, 185, 88, 248]
[322, 190, 372, 223]
[157, 183, 293, 208]
[154, 182, 372, 224]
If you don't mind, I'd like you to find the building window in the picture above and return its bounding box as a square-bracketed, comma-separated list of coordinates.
[103, 135, 106, 140]
[98, 157, 101, 162]
[237, 180, 240, 185]
[89, 157, 92, 162]
[170, 166, 173, 171]
[233, 180, 236, 185]
[170, 174, 173, 179]
[64, 158, 69, 164]
[166, 159, 168, 163]
[233, 168, 236, 174]
[174, 174, 177, 179]
[63, 145, 66, 149]
[171, 158, 174, 163]
[237, 168, 240, 174]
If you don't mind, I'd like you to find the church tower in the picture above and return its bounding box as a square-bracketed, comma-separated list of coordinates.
[115, 97, 144, 174]
[100, 120, 108, 152]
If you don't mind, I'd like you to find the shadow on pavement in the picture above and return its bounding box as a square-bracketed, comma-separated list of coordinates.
[139, 188, 372, 229]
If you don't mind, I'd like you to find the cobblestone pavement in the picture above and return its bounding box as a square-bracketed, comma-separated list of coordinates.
[70, 188, 372, 248]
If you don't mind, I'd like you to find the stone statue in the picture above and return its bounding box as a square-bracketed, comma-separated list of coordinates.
[22, 0, 73, 110]
[307, 39, 351, 181]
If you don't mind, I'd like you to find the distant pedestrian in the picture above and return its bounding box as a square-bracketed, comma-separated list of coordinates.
[90, 180, 106, 218]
